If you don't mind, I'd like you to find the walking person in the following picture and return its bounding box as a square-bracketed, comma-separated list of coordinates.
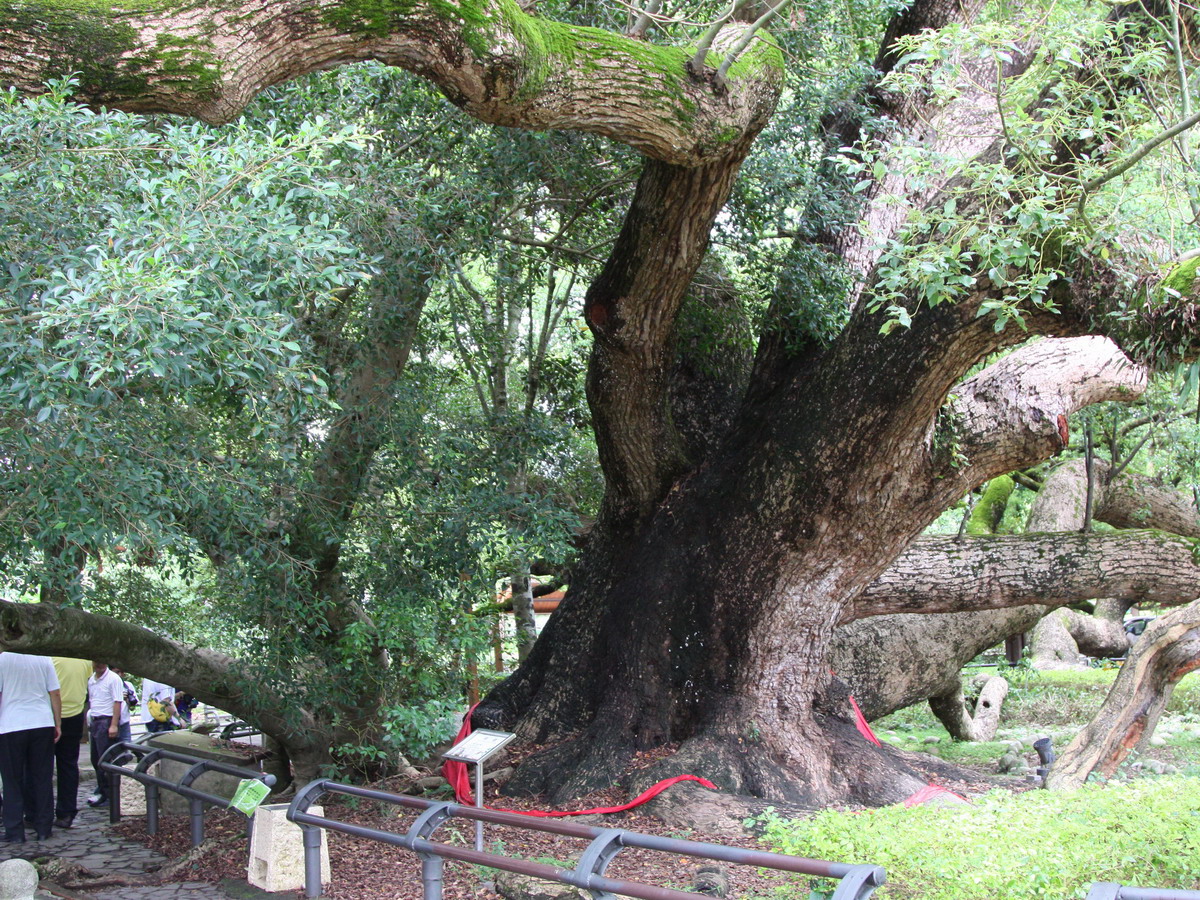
[110, 667, 135, 749]
[85, 661, 123, 808]
[0, 652, 62, 843]
[51, 657, 92, 829]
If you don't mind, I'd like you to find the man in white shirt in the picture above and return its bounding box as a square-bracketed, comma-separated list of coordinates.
[0, 652, 62, 843]
[86, 661, 124, 808]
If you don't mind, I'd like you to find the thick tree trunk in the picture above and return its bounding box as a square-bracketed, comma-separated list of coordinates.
[481, 336, 1150, 805]
[1046, 600, 1200, 790]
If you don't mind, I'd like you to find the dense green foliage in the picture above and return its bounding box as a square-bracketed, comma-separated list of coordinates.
[0, 79, 367, 581]
[0, 67, 607, 762]
[760, 673, 1200, 899]
[878, 670, 1200, 774]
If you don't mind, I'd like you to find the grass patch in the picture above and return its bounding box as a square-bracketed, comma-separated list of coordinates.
[873, 670, 1200, 776]
[755, 777, 1200, 899]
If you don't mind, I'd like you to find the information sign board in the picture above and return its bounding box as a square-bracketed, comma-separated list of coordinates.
[442, 729, 515, 765]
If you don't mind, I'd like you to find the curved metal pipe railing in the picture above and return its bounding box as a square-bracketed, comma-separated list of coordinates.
[97, 740, 275, 846]
[1087, 885, 1200, 900]
[288, 778, 886, 900]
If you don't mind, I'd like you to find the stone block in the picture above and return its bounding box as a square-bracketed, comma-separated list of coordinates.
[0, 858, 37, 900]
[145, 731, 270, 814]
[247, 803, 328, 894]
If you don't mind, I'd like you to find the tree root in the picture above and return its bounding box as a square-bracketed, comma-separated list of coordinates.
[35, 858, 143, 890]
[149, 834, 242, 883]
[504, 715, 933, 815]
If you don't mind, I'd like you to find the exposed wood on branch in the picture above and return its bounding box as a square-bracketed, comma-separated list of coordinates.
[1046, 600, 1200, 790]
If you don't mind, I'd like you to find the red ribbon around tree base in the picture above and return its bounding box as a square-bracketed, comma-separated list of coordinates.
[443, 702, 964, 815]
[442, 706, 717, 816]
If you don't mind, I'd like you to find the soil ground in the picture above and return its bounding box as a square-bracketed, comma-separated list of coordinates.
[111, 749, 1022, 899]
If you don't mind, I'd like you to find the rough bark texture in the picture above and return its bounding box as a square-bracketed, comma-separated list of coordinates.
[0, 0, 782, 166]
[832, 528, 1200, 721]
[1027, 458, 1200, 668]
[833, 454, 1200, 724]
[1046, 600, 1200, 790]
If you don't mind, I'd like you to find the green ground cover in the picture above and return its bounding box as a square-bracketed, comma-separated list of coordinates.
[754, 671, 1200, 900]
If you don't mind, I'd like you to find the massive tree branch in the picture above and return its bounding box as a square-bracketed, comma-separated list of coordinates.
[845, 530, 1200, 622]
[0, 0, 781, 166]
[944, 336, 1149, 487]
[0, 600, 320, 744]
[586, 147, 757, 524]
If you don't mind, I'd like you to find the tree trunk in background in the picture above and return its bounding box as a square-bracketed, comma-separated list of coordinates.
[1046, 600, 1200, 789]
[833, 529, 1200, 723]
[928, 675, 1009, 741]
[511, 565, 538, 662]
[1029, 460, 1200, 668]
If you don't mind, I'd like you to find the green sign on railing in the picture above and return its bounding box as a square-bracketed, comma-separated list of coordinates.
[229, 777, 271, 815]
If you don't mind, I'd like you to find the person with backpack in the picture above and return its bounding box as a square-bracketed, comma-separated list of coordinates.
[140, 678, 178, 733]
[111, 668, 136, 744]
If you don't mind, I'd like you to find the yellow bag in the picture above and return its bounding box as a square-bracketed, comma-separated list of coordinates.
[148, 696, 171, 723]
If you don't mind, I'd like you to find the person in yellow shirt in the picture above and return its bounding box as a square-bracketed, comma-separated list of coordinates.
[51, 657, 91, 829]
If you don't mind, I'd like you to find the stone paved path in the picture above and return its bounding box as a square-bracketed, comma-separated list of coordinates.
[0, 742, 266, 900]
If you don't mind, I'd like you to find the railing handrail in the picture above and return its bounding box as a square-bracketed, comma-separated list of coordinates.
[97, 740, 275, 847]
[1088, 884, 1200, 900]
[288, 777, 886, 900]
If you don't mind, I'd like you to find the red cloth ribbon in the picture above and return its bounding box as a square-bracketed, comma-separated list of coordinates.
[903, 783, 968, 807]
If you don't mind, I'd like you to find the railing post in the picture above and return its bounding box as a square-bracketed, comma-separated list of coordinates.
[189, 797, 205, 847]
[420, 854, 445, 900]
[302, 824, 324, 899]
[109, 767, 120, 824]
[146, 782, 160, 835]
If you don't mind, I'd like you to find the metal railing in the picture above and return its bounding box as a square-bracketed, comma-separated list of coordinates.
[1088, 885, 1200, 900]
[219, 719, 264, 741]
[287, 779, 886, 900]
[97, 740, 276, 846]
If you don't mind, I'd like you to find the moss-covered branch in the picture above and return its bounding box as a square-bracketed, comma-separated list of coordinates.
[0, 599, 320, 744]
[0, 0, 782, 165]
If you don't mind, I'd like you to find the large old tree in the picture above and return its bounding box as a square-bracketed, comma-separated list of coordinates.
[4, 0, 1200, 803]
